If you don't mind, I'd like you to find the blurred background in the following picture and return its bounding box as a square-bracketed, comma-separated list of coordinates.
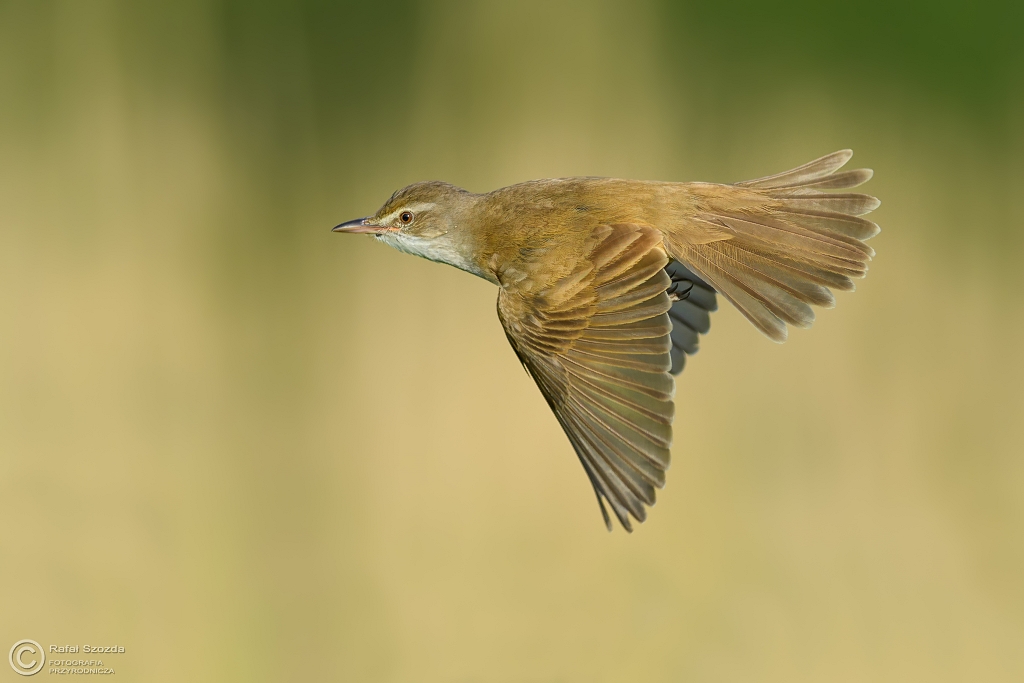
[2, 1, 1023, 681]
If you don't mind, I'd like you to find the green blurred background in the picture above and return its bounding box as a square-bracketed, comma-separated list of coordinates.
[2, 1, 1023, 680]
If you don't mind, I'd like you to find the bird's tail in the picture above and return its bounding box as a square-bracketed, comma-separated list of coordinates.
[662, 150, 879, 342]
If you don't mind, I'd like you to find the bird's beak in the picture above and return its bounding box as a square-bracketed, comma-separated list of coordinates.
[332, 217, 388, 234]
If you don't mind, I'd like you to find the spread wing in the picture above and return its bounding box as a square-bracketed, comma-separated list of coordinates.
[497, 223, 677, 531]
[665, 261, 718, 375]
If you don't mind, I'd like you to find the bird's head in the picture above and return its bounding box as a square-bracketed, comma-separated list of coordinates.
[333, 181, 484, 276]
[334, 181, 468, 238]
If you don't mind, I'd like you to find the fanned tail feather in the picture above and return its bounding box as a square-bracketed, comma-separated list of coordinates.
[667, 150, 879, 342]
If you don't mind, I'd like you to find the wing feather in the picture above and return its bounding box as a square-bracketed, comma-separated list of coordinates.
[664, 261, 718, 375]
[498, 223, 678, 531]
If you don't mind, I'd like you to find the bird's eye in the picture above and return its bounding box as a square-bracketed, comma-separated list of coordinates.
[399, 211, 414, 224]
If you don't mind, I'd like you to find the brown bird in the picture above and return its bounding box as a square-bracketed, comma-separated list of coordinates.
[333, 150, 879, 531]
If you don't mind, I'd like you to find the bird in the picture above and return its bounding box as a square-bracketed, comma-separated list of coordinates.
[333, 150, 879, 531]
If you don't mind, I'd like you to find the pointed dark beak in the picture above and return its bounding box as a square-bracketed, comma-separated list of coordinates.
[332, 217, 379, 234]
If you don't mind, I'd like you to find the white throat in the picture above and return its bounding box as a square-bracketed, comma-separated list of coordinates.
[376, 232, 485, 279]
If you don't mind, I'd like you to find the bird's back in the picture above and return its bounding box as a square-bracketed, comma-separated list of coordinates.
[472, 177, 691, 285]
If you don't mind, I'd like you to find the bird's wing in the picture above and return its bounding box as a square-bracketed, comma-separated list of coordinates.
[665, 261, 718, 375]
[497, 223, 676, 531]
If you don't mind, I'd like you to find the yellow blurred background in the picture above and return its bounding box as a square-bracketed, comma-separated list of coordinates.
[2, 1, 1023, 681]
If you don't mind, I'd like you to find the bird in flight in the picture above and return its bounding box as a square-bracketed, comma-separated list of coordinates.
[333, 150, 879, 531]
